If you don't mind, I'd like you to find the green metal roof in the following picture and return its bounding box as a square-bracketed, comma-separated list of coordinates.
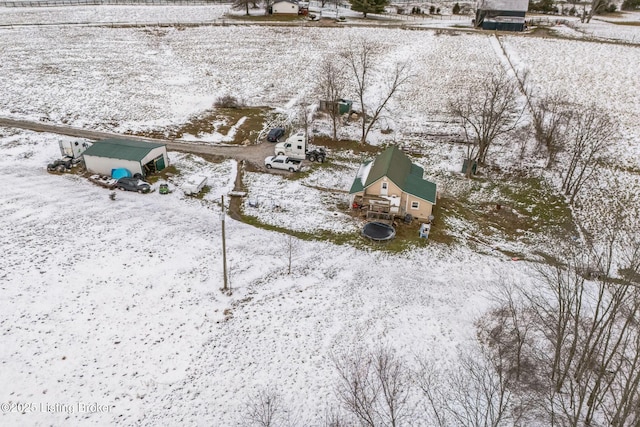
[349, 145, 437, 204]
[83, 138, 165, 162]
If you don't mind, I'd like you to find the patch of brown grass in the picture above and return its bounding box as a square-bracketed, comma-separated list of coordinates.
[130, 107, 270, 144]
[312, 135, 381, 155]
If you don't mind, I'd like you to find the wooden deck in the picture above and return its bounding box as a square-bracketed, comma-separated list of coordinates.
[353, 195, 399, 225]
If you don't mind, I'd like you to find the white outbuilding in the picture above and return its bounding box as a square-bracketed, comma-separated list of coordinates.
[271, 0, 299, 14]
[82, 138, 169, 178]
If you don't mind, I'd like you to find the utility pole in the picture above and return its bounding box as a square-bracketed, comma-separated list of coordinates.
[220, 195, 228, 292]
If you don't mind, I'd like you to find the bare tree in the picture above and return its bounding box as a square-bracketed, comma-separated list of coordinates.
[482, 285, 535, 384]
[263, 0, 274, 15]
[417, 346, 514, 427]
[560, 105, 613, 205]
[343, 38, 413, 145]
[587, 0, 608, 22]
[483, 206, 640, 426]
[449, 70, 524, 175]
[531, 95, 571, 168]
[244, 387, 284, 427]
[606, 325, 640, 426]
[321, 407, 348, 427]
[243, 386, 304, 427]
[297, 101, 313, 138]
[281, 235, 299, 275]
[318, 58, 347, 141]
[233, 0, 253, 15]
[333, 346, 413, 426]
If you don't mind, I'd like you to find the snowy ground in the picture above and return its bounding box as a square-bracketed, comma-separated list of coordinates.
[547, 14, 640, 43]
[1, 5, 639, 426]
[0, 129, 536, 425]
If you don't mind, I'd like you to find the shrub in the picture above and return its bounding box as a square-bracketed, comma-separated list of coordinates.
[621, 0, 640, 10]
[214, 95, 243, 109]
[429, 5, 435, 13]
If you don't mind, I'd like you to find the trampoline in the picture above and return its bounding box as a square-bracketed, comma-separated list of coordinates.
[362, 222, 396, 241]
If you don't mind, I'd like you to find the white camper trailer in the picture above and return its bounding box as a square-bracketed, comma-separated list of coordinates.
[59, 140, 91, 159]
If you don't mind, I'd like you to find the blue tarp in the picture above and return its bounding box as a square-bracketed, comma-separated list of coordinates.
[111, 168, 132, 179]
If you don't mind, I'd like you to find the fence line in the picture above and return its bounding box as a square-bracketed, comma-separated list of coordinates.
[0, 0, 227, 7]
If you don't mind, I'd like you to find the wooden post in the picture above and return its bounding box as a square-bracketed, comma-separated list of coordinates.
[221, 195, 228, 292]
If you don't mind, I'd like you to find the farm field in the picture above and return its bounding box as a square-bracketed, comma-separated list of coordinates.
[0, 5, 639, 426]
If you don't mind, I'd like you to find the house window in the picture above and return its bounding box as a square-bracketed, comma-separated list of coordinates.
[411, 201, 420, 209]
[382, 182, 388, 190]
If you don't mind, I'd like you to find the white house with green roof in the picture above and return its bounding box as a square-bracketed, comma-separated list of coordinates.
[349, 146, 437, 221]
[82, 138, 168, 178]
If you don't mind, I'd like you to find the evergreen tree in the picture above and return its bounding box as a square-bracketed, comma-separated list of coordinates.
[452, 2, 461, 14]
[349, 0, 389, 17]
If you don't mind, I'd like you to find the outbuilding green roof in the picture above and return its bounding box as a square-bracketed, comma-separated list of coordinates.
[83, 138, 165, 162]
[349, 145, 437, 204]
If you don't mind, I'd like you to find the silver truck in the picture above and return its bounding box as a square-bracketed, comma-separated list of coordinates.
[264, 155, 302, 172]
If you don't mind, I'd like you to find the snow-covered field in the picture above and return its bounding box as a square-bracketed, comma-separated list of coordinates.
[1, 5, 639, 425]
[0, 129, 534, 425]
[0, 4, 231, 26]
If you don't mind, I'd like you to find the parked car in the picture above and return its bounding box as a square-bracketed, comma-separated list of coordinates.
[266, 127, 285, 142]
[116, 177, 151, 193]
[264, 155, 302, 172]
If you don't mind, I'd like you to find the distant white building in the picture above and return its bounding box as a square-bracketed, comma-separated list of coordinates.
[475, 0, 528, 31]
[271, 0, 299, 14]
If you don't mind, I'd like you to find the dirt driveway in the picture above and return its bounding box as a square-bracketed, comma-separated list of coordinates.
[0, 117, 275, 169]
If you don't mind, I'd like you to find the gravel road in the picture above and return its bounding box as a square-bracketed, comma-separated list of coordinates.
[0, 117, 275, 168]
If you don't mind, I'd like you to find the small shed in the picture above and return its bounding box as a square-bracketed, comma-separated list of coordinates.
[272, 0, 299, 14]
[82, 138, 168, 178]
[319, 99, 353, 115]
